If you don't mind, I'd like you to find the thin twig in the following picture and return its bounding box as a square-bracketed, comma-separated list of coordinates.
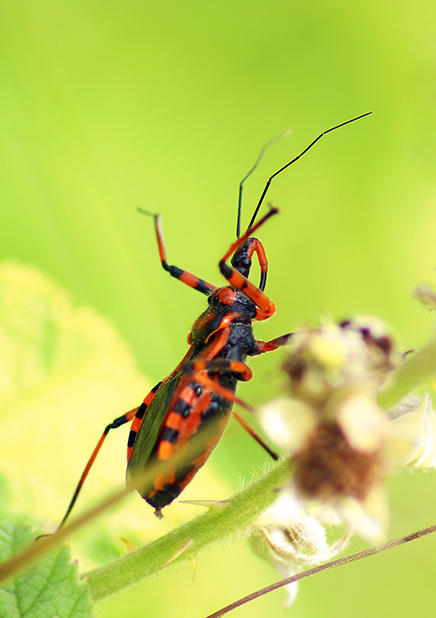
[205, 524, 436, 618]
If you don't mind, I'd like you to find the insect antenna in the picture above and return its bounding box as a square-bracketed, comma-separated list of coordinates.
[246, 111, 372, 233]
[237, 130, 291, 238]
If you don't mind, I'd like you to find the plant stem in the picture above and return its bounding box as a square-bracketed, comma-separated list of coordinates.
[378, 334, 436, 409]
[84, 458, 292, 601]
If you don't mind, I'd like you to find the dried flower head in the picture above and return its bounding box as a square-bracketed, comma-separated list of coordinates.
[260, 317, 426, 543]
[281, 316, 394, 407]
[251, 494, 350, 605]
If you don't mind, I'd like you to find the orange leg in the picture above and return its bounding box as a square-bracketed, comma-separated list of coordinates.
[138, 208, 216, 295]
[182, 358, 278, 460]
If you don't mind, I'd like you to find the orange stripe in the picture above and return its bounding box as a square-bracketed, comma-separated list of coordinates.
[165, 411, 182, 431]
[143, 391, 156, 406]
[130, 417, 141, 434]
[180, 390, 211, 438]
[174, 465, 199, 493]
[153, 466, 176, 491]
[179, 271, 201, 287]
[158, 440, 174, 461]
[155, 215, 167, 263]
[179, 385, 196, 404]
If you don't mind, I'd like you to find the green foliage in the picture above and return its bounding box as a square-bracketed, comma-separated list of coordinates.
[0, 261, 151, 548]
[0, 523, 93, 618]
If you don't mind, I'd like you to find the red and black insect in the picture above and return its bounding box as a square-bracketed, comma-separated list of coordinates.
[58, 112, 371, 525]
[126, 205, 290, 517]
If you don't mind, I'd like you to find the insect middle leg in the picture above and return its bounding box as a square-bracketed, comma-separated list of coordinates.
[181, 358, 278, 460]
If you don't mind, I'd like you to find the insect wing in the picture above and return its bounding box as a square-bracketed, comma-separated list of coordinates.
[126, 373, 180, 490]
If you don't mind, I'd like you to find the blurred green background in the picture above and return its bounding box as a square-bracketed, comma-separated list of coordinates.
[1, 1, 436, 616]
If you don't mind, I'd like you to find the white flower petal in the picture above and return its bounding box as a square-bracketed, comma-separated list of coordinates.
[331, 387, 387, 452]
[336, 486, 389, 544]
[250, 529, 299, 606]
[258, 491, 304, 528]
[389, 393, 436, 468]
[259, 397, 316, 451]
[274, 563, 299, 607]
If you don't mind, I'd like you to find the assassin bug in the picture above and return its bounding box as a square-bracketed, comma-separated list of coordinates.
[57, 112, 371, 525]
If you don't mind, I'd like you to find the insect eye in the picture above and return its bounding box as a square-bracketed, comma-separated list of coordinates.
[239, 257, 251, 268]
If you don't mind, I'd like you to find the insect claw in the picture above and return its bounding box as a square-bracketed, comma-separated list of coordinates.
[267, 203, 279, 214]
[137, 206, 159, 218]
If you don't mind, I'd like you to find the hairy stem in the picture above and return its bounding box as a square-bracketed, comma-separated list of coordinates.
[84, 459, 292, 601]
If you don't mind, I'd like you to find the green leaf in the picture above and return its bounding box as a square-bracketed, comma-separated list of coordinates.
[0, 522, 93, 618]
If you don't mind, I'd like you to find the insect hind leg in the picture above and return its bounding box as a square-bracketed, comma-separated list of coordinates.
[55, 408, 137, 531]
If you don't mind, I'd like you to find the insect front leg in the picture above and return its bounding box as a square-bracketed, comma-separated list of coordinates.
[219, 208, 279, 319]
[138, 208, 216, 295]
